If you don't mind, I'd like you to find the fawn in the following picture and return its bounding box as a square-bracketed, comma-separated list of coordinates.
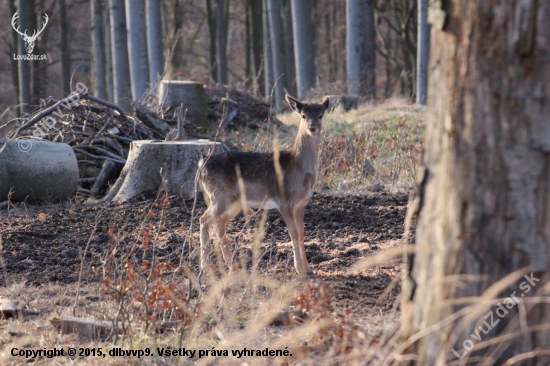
[198, 94, 329, 277]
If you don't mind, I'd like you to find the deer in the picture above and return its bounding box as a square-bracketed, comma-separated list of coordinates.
[12, 11, 49, 54]
[198, 94, 330, 277]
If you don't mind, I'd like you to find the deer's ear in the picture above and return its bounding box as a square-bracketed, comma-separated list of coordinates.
[285, 94, 303, 114]
[322, 96, 330, 111]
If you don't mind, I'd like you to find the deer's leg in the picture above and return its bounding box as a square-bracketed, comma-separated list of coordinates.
[213, 201, 241, 270]
[294, 204, 312, 274]
[279, 206, 307, 277]
[199, 208, 214, 270]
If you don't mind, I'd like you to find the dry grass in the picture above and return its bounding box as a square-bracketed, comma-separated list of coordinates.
[223, 97, 425, 192]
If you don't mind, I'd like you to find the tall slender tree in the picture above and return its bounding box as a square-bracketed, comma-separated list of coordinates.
[105, 4, 114, 101]
[346, 0, 375, 99]
[57, 0, 70, 96]
[282, 0, 296, 96]
[205, 0, 217, 82]
[125, 0, 150, 100]
[91, 0, 107, 99]
[291, 0, 315, 99]
[146, 0, 163, 90]
[416, 0, 430, 105]
[262, 0, 274, 102]
[249, 0, 264, 95]
[266, 0, 286, 110]
[216, 0, 229, 84]
[401, 1, 550, 364]
[16, 0, 32, 114]
[109, 0, 131, 110]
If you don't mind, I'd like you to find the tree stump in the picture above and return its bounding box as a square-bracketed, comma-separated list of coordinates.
[107, 139, 223, 203]
[0, 139, 78, 203]
[158, 81, 209, 128]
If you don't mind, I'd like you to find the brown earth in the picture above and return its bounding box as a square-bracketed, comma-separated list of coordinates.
[0, 189, 409, 321]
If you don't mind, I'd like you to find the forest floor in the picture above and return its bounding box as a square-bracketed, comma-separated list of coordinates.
[0, 188, 410, 364]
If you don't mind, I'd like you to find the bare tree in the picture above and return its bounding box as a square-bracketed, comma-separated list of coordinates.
[262, 0, 273, 102]
[105, 4, 114, 101]
[401, 1, 550, 364]
[249, 0, 264, 94]
[346, 0, 375, 99]
[282, 0, 296, 96]
[109, 0, 132, 110]
[57, 0, 70, 96]
[91, 0, 107, 99]
[216, 0, 229, 84]
[415, 0, 429, 105]
[15, 0, 32, 114]
[205, 0, 217, 82]
[146, 0, 164, 90]
[291, 0, 315, 99]
[266, 0, 286, 110]
[125, 0, 150, 100]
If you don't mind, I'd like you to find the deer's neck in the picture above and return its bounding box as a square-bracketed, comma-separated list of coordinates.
[293, 126, 319, 173]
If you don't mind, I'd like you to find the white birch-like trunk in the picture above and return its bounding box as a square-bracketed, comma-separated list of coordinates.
[125, 0, 150, 100]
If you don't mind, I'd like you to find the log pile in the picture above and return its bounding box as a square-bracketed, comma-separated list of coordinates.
[2, 86, 281, 202]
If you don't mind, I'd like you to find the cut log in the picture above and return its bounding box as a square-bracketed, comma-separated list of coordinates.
[0, 139, 78, 203]
[59, 317, 115, 340]
[108, 139, 223, 203]
[158, 81, 209, 128]
[0, 298, 20, 319]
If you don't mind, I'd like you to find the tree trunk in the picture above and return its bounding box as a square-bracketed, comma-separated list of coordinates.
[57, 0, 71, 96]
[249, 0, 264, 95]
[291, 0, 315, 99]
[282, 0, 296, 96]
[17, 0, 32, 114]
[205, 0, 217, 83]
[262, 0, 273, 102]
[91, 0, 107, 99]
[346, 0, 375, 98]
[105, 4, 114, 101]
[9, 0, 19, 105]
[109, 0, 132, 110]
[216, 0, 229, 84]
[125, 0, 150, 100]
[364, 0, 375, 100]
[415, 0, 429, 105]
[266, 0, 286, 110]
[401, 1, 550, 365]
[146, 0, 164, 89]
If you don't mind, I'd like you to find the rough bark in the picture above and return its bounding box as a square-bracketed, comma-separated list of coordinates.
[125, 0, 150, 100]
[291, 0, 315, 99]
[109, 0, 132, 110]
[402, 1, 550, 365]
[266, 0, 286, 110]
[91, 0, 107, 99]
[146, 0, 164, 89]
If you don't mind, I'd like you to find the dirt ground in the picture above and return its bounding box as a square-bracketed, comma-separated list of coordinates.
[0, 189, 409, 332]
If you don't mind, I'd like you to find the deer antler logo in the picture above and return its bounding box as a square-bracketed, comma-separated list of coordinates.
[12, 11, 49, 54]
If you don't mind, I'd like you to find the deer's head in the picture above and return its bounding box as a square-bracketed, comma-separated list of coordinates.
[12, 11, 49, 54]
[285, 94, 330, 137]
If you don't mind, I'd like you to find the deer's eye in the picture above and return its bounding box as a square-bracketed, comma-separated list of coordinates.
[319, 114, 323, 119]
[301, 114, 306, 119]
